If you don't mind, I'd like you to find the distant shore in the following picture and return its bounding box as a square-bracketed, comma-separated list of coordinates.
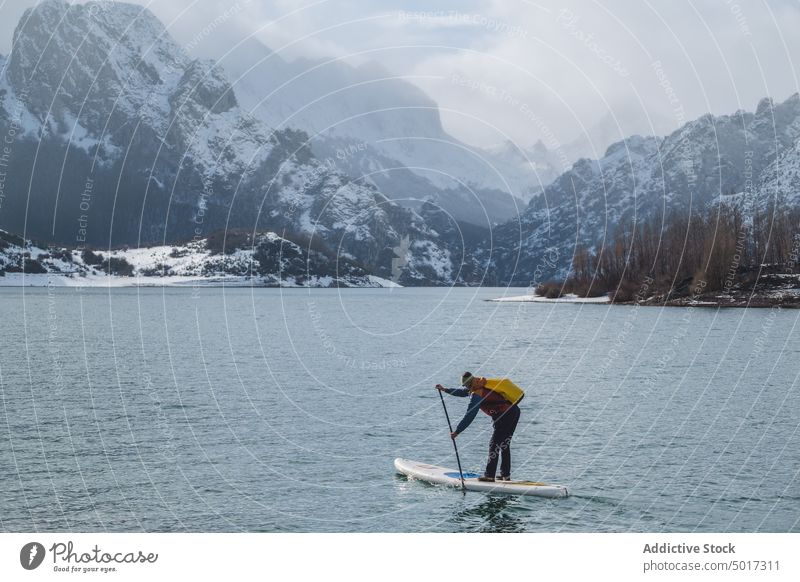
[489, 286, 800, 308]
[0, 273, 399, 289]
[488, 293, 610, 304]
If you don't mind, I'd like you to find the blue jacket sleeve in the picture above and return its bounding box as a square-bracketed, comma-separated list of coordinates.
[455, 393, 483, 434]
[443, 387, 469, 397]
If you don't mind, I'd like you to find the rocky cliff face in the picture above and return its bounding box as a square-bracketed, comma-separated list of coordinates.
[222, 37, 540, 225]
[3, 2, 800, 288]
[0, 228, 393, 287]
[481, 94, 800, 285]
[0, 0, 473, 285]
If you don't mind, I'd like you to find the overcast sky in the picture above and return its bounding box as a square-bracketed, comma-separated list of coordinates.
[2, 0, 800, 150]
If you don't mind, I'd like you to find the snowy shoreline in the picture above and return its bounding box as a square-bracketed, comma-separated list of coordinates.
[0, 229, 400, 288]
[0, 273, 399, 288]
[488, 291, 800, 308]
[487, 293, 610, 304]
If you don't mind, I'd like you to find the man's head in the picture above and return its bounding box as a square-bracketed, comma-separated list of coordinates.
[461, 372, 475, 389]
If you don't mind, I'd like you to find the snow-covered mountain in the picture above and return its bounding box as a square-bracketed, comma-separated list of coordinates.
[4, 2, 800, 289]
[221, 37, 550, 224]
[0, 0, 478, 285]
[482, 94, 800, 285]
[754, 135, 800, 207]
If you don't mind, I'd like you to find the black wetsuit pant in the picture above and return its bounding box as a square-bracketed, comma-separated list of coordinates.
[486, 404, 520, 479]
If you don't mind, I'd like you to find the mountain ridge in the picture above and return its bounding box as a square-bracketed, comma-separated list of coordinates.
[3, 1, 800, 288]
[481, 92, 800, 285]
[0, 0, 479, 286]
[221, 35, 553, 224]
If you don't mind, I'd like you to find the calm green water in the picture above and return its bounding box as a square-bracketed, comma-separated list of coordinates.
[1, 286, 798, 532]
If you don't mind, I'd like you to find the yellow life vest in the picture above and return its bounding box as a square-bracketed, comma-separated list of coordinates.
[483, 378, 525, 405]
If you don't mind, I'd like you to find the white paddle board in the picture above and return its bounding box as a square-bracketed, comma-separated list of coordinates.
[394, 458, 568, 498]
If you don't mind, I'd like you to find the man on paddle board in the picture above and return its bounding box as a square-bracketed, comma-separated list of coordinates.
[436, 372, 524, 482]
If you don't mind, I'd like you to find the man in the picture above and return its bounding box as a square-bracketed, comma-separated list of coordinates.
[436, 372, 524, 482]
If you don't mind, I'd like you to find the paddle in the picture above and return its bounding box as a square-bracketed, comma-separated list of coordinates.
[437, 388, 467, 493]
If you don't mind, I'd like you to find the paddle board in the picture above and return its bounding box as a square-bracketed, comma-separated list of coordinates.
[394, 458, 569, 498]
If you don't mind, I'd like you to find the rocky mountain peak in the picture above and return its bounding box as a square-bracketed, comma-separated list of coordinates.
[602, 134, 659, 160]
[170, 59, 237, 115]
[531, 139, 549, 155]
[755, 96, 774, 117]
[8, 0, 187, 126]
[483, 93, 800, 285]
[0, 1, 470, 285]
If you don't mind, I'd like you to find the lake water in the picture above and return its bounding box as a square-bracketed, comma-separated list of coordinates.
[1, 286, 798, 532]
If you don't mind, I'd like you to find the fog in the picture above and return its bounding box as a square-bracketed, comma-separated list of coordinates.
[2, 0, 799, 149]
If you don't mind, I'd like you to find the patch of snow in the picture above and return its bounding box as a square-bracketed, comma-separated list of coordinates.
[0, 228, 399, 288]
[368, 275, 401, 288]
[490, 292, 610, 303]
